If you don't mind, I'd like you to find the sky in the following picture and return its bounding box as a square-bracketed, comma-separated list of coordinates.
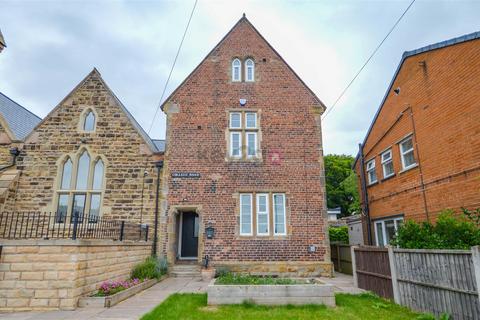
[0, 0, 479, 156]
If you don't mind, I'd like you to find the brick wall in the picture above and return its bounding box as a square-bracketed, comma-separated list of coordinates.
[160, 17, 331, 275]
[0, 239, 151, 311]
[355, 37, 480, 242]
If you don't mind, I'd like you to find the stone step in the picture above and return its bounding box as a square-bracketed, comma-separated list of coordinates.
[170, 263, 202, 278]
[170, 270, 202, 278]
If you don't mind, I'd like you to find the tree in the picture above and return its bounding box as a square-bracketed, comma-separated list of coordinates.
[324, 154, 360, 216]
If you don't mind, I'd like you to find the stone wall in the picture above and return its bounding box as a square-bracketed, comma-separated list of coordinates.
[0, 239, 151, 311]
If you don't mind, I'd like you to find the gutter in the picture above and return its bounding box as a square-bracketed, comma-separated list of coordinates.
[152, 160, 164, 257]
[358, 143, 373, 245]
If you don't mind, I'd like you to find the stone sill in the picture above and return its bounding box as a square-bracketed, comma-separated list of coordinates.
[399, 163, 419, 174]
[0, 239, 153, 247]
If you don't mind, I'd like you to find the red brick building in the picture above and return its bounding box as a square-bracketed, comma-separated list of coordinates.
[354, 32, 480, 246]
[159, 15, 332, 276]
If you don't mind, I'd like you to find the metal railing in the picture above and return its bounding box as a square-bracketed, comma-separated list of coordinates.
[0, 211, 149, 241]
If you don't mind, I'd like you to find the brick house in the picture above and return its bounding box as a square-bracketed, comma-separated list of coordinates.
[159, 15, 331, 276]
[354, 32, 480, 246]
[0, 15, 331, 279]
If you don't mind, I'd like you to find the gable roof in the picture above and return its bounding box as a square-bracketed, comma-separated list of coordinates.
[0, 92, 41, 141]
[25, 68, 162, 153]
[353, 30, 480, 168]
[160, 14, 326, 112]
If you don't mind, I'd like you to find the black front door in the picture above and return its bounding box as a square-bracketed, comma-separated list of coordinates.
[181, 212, 199, 258]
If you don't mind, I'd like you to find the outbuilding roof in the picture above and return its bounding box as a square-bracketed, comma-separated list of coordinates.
[0, 92, 41, 141]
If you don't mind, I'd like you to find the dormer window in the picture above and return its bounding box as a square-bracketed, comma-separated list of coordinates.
[83, 110, 96, 132]
[232, 59, 241, 82]
[245, 59, 255, 82]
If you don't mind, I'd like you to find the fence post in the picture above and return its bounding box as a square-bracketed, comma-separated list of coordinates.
[72, 211, 78, 240]
[387, 246, 400, 304]
[472, 246, 480, 305]
[145, 225, 149, 242]
[119, 221, 125, 241]
[351, 246, 358, 287]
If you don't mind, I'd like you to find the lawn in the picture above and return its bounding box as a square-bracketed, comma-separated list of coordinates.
[141, 293, 433, 320]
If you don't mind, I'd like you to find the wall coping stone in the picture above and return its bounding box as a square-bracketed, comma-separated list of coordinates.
[0, 239, 152, 247]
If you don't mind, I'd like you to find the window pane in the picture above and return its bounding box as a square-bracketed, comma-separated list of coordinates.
[401, 138, 413, 152]
[84, 111, 95, 131]
[71, 194, 86, 222]
[382, 150, 391, 162]
[231, 133, 241, 157]
[232, 59, 241, 81]
[230, 113, 241, 128]
[257, 194, 268, 235]
[383, 161, 394, 177]
[89, 194, 101, 222]
[247, 133, 256, 157]
[240, 194, 252, 235]
[92, 159, 104, 190]
[274, 194, 286, 234]
[376, 222, 384, 246]
[56, 194, 69, 223]
[385, 220, 396, 244]
[403, 151, 416, 168]
[368, 169, 377, 184]
[258, 195, 267, 212]
[76, 151, 90, 189]
[245, 59, 254, 81]
[61, 159, 72, 189]
[246, 113, 256, 128]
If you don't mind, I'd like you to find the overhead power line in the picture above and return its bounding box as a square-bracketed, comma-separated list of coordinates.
[322, 0, 416, 121]
[147, 0, 198, 134]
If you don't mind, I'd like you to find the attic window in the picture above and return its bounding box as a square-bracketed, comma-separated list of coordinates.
[245, 59, 255, 82]
[232, 59, 241, 82]
[83, 110, 96, 132]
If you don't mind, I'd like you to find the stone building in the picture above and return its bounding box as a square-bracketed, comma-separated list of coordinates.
[0, 15, 331, 277]
[354, 31, 480, 246]
[159, 15, 331, 276]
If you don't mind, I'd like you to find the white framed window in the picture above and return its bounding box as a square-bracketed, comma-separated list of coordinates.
[245, 112, 257, 129]
[83, 111, 96, 131]
[245, 59, 255, 82]
[375, 216, 404, 246]
[232, 59, 241, 82]
[228, 111, 259, 159]
[240, 194, 253, 235]
[381, 149, 394, 178]
[230, 112, 242, 129]
[256, 194, 269, 235]
[55, 150, 105, 224]
[273, 193, 286, 235]
[366, 159, 377, 185]
[230, 132, 242, 157]
[246, 132, 257, 158]
[399, 137, 416, 170]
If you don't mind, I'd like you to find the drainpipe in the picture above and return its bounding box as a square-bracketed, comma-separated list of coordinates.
[358, 143, 373, 245]
[0, 147, 20, 172]
[152, 160, 164, 257]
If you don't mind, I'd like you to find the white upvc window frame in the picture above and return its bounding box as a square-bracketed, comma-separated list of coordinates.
[245, 112, 257, 129]
[399, 136, 416, 170]
[246, 132, 257, 158]
[381, 149, 394, 178]
[245, 58, 255, 82]
[374, 216, 404, 246]
[230, 132, 242, 158]
[273, 193, 287, 236]
[256, 193, 269, 236]
[232, 59, 241, 82]
[229, 112, 242, 129]
[240, 193, 253, 236]
[366, 159, 377, 185]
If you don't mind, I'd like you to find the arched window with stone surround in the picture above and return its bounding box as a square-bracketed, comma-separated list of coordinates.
[83, 110, 96, 132]
[55, 149, 105, 223]
[232, 58, 241, 82]
[245, 58, 255, 82]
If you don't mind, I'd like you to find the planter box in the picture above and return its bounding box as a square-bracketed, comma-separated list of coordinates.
[207, 279, 335, 306]
[78, 277, 163, 308]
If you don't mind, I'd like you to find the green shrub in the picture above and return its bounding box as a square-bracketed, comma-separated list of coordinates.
[131, 256, 167, 280]
[215, 266, 229, 277]
[329, 226, 349, 243]
[216, 273, 302, 285]
[392, 210, 480, 249]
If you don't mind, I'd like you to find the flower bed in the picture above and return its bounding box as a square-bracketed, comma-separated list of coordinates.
[93, 278, 142, 297]
[215, 273, 313, 285]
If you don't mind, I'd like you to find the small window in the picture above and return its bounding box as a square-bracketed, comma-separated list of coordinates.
[381, 149, 394, 178]
[83, 111, 95, 132]
[246, 132, 257, 158]
[230, 112, 241, 129]
[399, 137, 416, 170]
[245, 113, 257, 129]
[61, 158, 73, 189]
[240, 194, 253, 235]
[256, 194, 269, 235]
[245, 59, 255, 82]
[230, 132, 242, 157]
[232, 59, 241, 82]
[366, 159, 377, 185]
[273, 194, 286, 235]
[375, 217, 404, 246]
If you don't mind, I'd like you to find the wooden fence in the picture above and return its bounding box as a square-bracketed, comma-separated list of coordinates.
[352, 246, 480, 319]
[330, 243, 353, 275]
